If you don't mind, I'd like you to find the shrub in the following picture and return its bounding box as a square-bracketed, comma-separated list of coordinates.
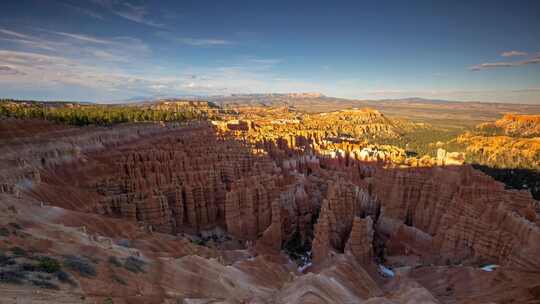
[56, 270, 76, 286]
[191, 239, 206, 246]
[8, 223, 23, 230]
[20, 263, 37, 272]
[10, 246, 27, 257]
[103, 297, 114, 304]
[83, 254, 101, 264]
[38, 256, 61, 273]
[0, 253, 16, 267]
[0, 227, 10, 237]
[108, 256, 122, 267]
[116, 239, 131, 248]
[0, 270, 26, 284]
[30, 279, 59, 290]
[123, 256, 146, 273]
[36, 274, 51, 280]
[63, 255, 96, 277]
[111, 272, 127, 285]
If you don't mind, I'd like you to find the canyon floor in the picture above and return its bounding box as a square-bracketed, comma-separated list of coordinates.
[1, 100, 539, 304]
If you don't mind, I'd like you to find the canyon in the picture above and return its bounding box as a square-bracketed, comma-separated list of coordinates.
[0, 102, 539, 304]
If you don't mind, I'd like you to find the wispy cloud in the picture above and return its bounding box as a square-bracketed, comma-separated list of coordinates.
[0, 29, 33, 40]
[89, 0, 163, 27]
[156, 32, 233, 47]
[501, 50, 528, 57]
[61, 2, 104, 19]
[0, 50, 157, 90]
[0, 28, 149, 63]
[0, 47, 316, 99]
[344, 88, 540, 104]
[0, 28, 311, 99]
[470, 54, 540, 71]
[177, 38, 232, 47]
[0, 28, 62, 51]
[247, 58, 281, 65]
[0, 65, 25, 76]
[511, 87, 540, 92]
[48, 31, 112, 44]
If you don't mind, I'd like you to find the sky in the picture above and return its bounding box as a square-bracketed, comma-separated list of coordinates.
[0, 0, 539, 104]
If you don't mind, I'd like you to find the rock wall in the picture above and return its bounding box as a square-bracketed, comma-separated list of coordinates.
[345, 216, 374, 265]
[369, 165, 540, 269]
[312, 179, 379, 264]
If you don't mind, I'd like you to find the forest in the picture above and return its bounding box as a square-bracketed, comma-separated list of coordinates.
[0, 100, 214, 126]
[369, 128, 466, 158]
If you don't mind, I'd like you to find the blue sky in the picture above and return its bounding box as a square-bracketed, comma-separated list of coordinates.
[0, 0, 539, 103]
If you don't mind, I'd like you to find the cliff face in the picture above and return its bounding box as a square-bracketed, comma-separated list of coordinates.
[457, 133, 540, 169]
[303, 109, 407, 139]
[312, 180, 379, 264]
[12, 121, 319, 248]
[494, 114, 540, 137]
[82, 126, 285, 237]
[369, 165, 540, 268]
[345, 216, 374, 265]
[225, 174, 279, 240]
[458, 114, 540, 170]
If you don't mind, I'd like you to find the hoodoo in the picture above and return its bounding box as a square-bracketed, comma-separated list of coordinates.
[1, 109, 538, 303]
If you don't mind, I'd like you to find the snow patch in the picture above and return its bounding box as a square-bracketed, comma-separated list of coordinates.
[379, 265, 395, 277]
[481, 264, 498, 272]
[298, 262, 312, 273]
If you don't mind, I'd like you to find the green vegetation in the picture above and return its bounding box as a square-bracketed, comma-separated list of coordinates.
[0, 251, 75, 289]
[20, 262, 38, 271]
[0, 253, 15, 266]
[103, 297, 114, 304]
[37, 256, 62, 273]
[108, 256, 122, 267]
[123, 256, 146, 273]
[56, 269, 75, 286]
[109, 255, 146, 273]
[472, 165, 540, 200]
[0, 270, 27, 284]
[0, 99, 214, 126]
[0, 227, 10, 237]
[111, 272, 127, 285]
[371, 128, 467, 157]
[63, 255, 97, 277]
[190, 238, 207, 246]
[30, 278, 60, 290]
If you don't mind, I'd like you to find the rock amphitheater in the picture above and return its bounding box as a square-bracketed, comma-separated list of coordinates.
[0, 112, 539, 304]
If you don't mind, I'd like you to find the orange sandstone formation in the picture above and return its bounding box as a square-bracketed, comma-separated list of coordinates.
[1, 111, 539, 304]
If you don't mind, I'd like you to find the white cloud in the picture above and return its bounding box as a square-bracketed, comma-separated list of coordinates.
[50, 31, 112, 44]
[0, 28, 61, 51]
[156, 32, 234, 47]
[247, 58, 282, 65]
[340, 88, 540, 104]
[470, 54, 540, 71]
[0, 48, 319, 99]
[0, 28, 150, 65]
[0, 29, 33, 40]
[61, 2, 104, 20]
[89, 0, 164, 27]
[501, 50, 528, 57]
[177, 38, 232, 47]
[511, 87, 540, 92]
[0, 65, 25, 75]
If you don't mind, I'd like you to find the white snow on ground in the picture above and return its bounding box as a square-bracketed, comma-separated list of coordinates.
[379, 265, 395, 277]
[481, 264, 498, 272]
[298, 262, 312, 273]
